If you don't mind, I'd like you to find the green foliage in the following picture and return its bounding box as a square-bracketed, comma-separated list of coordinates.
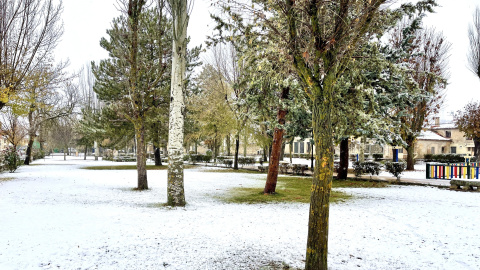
[32, 149, 45, 160]
[424, 154, 464, 163]
[385, 162, 406, 180]
[1, 146, 22, 173]
[353, 161, 382, 177]
[224, 176, 389, 204]
[238, 156, 255, 167]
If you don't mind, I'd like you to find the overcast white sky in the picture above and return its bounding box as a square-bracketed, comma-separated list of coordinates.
[55, 0, 480, 121]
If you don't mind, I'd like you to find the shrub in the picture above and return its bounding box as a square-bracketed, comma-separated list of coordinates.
[385, 162, 406, 181]
[203, 154, 212, 164]
[223, 159, 233, 167]
[32, 149, 45, 160]
[189, 154, 204, 164]
[1, 146, 23, 173]
[238, 156, 255, 167]
[424, 154, 464, 163]
[353, 161, 381, 178]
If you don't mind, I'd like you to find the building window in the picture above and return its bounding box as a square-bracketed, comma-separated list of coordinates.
[451, 147, 456, 154]
[307, 142, 311, 153]
[398, 148, 403, 154]
[445, 131, 451, 138]
[441, 146, 445, 154]
[299, 141, 305, 154]
[431, 147, 435, 155]
[294, 142, 299, 153]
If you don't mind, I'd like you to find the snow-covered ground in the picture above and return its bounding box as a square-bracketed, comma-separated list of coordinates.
[0, 155, 479, 269]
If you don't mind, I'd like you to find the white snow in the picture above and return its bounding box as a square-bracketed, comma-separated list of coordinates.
[0, 155, 479, 269]
[418, 130, 451, 141]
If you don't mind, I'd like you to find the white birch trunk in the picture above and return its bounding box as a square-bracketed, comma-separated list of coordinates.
[167, 0, 188, 206]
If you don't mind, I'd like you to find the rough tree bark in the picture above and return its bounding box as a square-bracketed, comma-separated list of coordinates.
[264, 87, 290, 194]
[135, 119, 148, 189]
[406, 137, 415, 170]
[166, 0, 189, 206]
[233, 134, 240, 170]
[24, 135, 35, 165]
[304, 76, 335, 269]
[154, 147, 162, 166]
[337, 138, 349, 180]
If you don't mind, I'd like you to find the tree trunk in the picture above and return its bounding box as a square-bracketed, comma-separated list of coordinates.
[280, 143, 285, 162]
[243, 131, 247, 157]
[359, 136, 365, 163]
[94, 141, 99, 161]
[167, 0, 188, 207]
[311, 144, 314, 170]
[289, 140, 293, 163]
[406, 140, 415, 171]
[305, 80, 334, 270]
[24, 135, 35, 165]
[84, 145, 88, 160]
[264, 87, 289, 194]
[337, 138, 349, 180]
[136, 119, 148, 190]
[214, 125, 218, 162]
[24, 110, 35, 165]
[474, 138, 480, 158]
[64, 148, 66, 161]
[233, 134, 240, 170]
[154, 147, 162, 166]
[226, 134, 231, 156]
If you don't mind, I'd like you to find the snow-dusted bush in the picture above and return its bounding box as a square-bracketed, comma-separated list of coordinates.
[1, 146, 23, 173]
[353, 161, 381, 178]
[223, 159, 233, 167]
[385, 161, 406, 181]
[238, 157, 255, 167]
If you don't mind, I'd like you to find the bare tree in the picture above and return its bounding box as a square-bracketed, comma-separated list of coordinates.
[0, 0, 64, 110]
[0, 106, 27, 149]
[390, 22, 451, 170]
[468, 7, 480, 81]
[166, 0, 192, 206]
[20, 63, 77, 165]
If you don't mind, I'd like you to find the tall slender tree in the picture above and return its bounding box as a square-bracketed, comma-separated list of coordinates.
[93, 2, 171, 190]
[391, 20, 450, 170]
[166, 0, 191, 206]
[468, 7, 480, 82]
[214, 1, 438, 268]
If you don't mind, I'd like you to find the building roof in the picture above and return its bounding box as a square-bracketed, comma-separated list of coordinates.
[431, 123, 456, 130]
[418, 130, 451, 141]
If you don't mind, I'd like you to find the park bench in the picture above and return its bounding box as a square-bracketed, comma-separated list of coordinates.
[113, 155, 136, 162]
[258, 165, 269, 172]
[292, 164, 308, 175]
[450, 179, 480, 191]
[279, 162, 290, 174]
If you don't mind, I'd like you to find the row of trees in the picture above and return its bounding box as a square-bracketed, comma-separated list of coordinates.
[2, 1, 480, 270]
[0, 0, 79, 163]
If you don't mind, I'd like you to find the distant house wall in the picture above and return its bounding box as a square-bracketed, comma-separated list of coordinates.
[431, 127, 474, 156]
